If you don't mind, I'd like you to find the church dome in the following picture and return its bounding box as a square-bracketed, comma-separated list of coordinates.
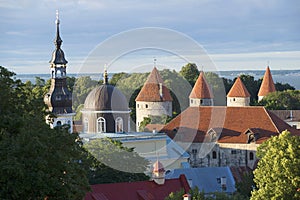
[84, 84, 129, 111]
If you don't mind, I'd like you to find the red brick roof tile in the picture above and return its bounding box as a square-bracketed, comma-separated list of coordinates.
[258, 66, 276, 96]
[227, 77, 250, 97]
[136, 67, 173, 102]
[161, 106, 300, 144]
[189, 72, 213, 99]
[84, 174, 190, 200]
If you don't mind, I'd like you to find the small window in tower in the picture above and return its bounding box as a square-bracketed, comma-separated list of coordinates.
[115, 117, 123, 133]
[137, 104, 139, 108]
[233, 98, 236, 102]
[212, 151, 217, 159]
[56, 95, 61, 101]
[249, 152, 254, 160]
[200, 99, 203, 105]
[191, 99, 193, 104]
[145, 104, 148, 108]
[56, 121, 62, 126]
[97, 117, 106, 133]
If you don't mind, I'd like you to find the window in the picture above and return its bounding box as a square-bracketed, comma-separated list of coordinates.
[137, 104, 139, 108]
[200, 99, 203, 105]
[115, 117, 123, 133]
[84, 118, 88, 133]
[191, 99, 193, 104]
[192, 149, 197, 154]
[248, 133, 256, 143]
[231, 150, 237, 154]
[249, 152, 254, 160]
[145, 104, 148, 108]
[233, 98, 236, 102]
[212, 151, 217, 159]
[56, 121, 62, 126]
[97, 117, 106, 133]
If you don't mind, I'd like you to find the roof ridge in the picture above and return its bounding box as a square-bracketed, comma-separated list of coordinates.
[262, 107, 280, 133]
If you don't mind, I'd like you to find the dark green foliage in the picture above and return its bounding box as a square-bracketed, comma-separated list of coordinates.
[0, 66, 90, 199]
[258, 90, 300, 110]
[139, 117, 152, 132]
[84, 138, 149, 184]
[179, 63, 200, 86]
[275, 82, 295, 91]
[235, 172, 255, 198]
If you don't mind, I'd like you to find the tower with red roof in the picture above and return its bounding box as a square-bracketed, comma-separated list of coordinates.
[189, 71, 213, 107]
[135, 67, 173, 131]
[227, 77, 251, 106]
[258, 66, 276, 101]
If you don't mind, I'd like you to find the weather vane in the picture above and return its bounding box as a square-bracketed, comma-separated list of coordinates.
[153, 57, 157, 67]
[55, 10, 60, 24]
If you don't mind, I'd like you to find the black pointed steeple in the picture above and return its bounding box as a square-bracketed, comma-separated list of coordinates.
[50, 10, 68, 65]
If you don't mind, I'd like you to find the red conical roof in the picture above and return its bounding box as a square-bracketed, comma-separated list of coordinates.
[135, 67, 173, 102]
[258, 66, 276, 96]
[189, 72, 213, 99]
[227, 77, 251, 97]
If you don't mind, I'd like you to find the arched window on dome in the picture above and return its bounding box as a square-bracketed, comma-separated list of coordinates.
[84, 118, 88, 133]
[97, 117, 106, 133]
[115, 117, 123, 133]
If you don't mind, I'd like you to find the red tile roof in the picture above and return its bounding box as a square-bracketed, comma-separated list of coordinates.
[189, 72, 213, 99]
[84, 174, 190, 200]
[258, 66, 276, 96]
[136, 67, 173, 102]
[161, 106, 300, 144]
[227, 77, 250, 97]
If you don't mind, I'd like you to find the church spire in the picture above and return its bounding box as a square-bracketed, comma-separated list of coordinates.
[54, 10, 62, 49]
[50, 10, 68, 65]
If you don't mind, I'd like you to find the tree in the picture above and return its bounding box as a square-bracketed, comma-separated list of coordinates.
[83, 137, 149, 184]
[0, 66, 90, 199]
[237, 75, 260, 104]
[179, 63, 199, 86]
[258, 90, 300, 110]
[275, 82, 295, 91]
[251, 131, 300, 200]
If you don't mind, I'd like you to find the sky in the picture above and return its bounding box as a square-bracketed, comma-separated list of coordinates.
[0, 0, 300, 74]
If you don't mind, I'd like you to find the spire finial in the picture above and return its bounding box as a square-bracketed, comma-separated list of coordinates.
[103, 64, 108, 84]
[153, 57, 157, 68]
[55, 10, 60, 25]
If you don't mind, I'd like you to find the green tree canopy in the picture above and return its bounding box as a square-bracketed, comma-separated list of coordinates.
[83, 137, 149, 184]
[0, 66, 90, 199]
[179, 63, 200, 86]
[258, 90, 300, 110]
[251, 131, 300, 200]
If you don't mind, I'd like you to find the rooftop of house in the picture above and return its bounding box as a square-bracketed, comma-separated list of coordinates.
[161, 106, 300, 144]
[189, 72, 213, 99]
[227, 77, 250, 97]
[165, 167, 236, 194]
[135, 67, 173, 102]
[84, 174, 190, 200]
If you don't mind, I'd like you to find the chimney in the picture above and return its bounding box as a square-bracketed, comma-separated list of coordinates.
[182, 194, 191, 200]
[221, 176, 227, 191]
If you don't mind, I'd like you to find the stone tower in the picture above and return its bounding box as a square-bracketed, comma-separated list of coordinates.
[227, 77, 250, 106]
[258, 66, 276, 102]
[135, 67, 173, 132]
[189, 71, 213, 107]
[44, 11, 75, 132]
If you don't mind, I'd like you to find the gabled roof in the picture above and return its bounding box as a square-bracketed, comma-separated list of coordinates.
[227, 77, 250, 97]
[161, 106, 300, 144]
[84, 175, 190, 200]
[136, 67, 173, 102]
[258, 66, 276, 96]
[189, 72, 213, 99]
[165, 167, 236, 194]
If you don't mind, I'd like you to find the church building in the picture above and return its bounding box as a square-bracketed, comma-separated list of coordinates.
[44, 11, 75, 132]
